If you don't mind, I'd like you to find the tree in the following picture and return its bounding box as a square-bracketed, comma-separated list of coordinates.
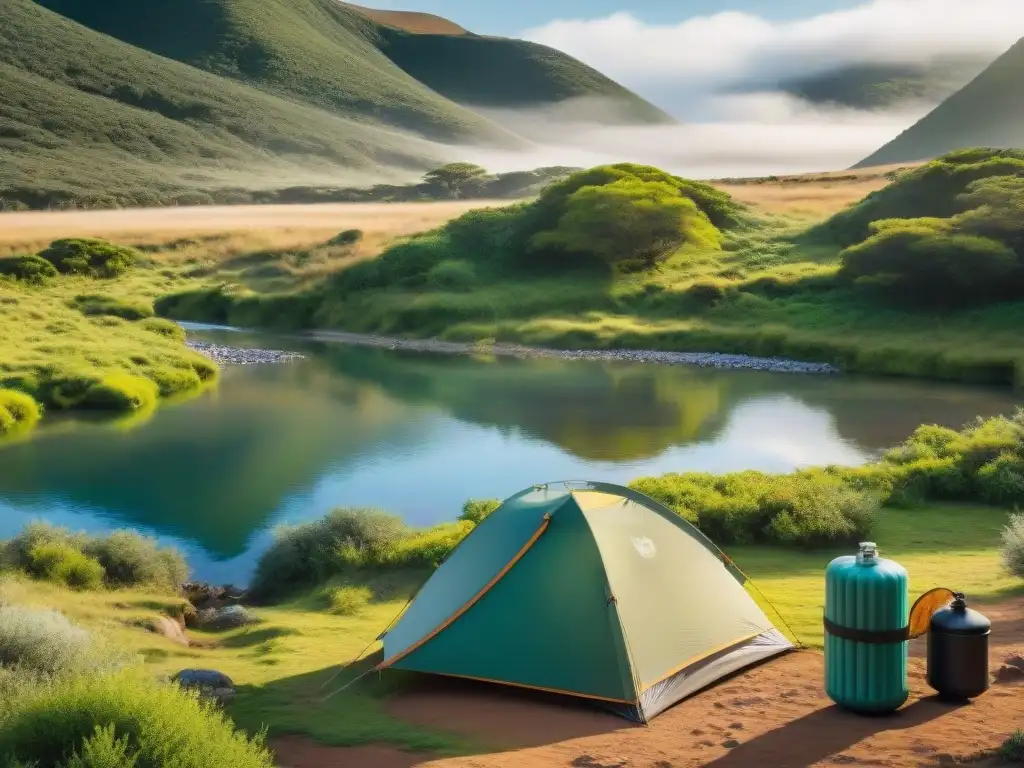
[529, 179, 721, 270]
[422, 163, 489, 199]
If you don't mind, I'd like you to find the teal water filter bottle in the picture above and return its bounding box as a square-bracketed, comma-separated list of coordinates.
[824, 541, 909, 713]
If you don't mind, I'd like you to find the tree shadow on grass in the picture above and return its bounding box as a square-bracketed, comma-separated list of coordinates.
[704, 696, 959, 768]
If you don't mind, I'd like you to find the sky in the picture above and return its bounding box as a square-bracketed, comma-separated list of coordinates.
[358, 0, 1024, 175]
[358, 0, 862, 36]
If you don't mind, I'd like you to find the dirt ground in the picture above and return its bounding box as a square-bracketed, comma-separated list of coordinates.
[271, 595, 1023, 768]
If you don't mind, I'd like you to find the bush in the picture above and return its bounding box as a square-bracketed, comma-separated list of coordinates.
[0, 671, 273, 768]
[2, 523, 189, 590]
[38, 239, 139, 278]
[0, 254, 58, 284]
[840, 219, 1018, 306]
[70, 294, 154, 321]
[250, 508, 409, 599]
[427, 260, 477, 290]
[327, 229, 363, 246]
[82, 531, 188, 590]
[529, 178, 722, 270]
[26, 543, 105, 591]
[0, 389, 42, 436]
[1001, 512, 1024, 578]
[323, 583, 372, 616]
[459, 499, 501, 524]
[1001, 729, 1024, 762]
[632, 470, 879, 547]
[79, 374, 160, 412]
[137, 317, 186, 342]
[0, 604, 122, 677]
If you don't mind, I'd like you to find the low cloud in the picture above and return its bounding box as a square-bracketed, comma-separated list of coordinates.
[523, 0, 1024, 112]
[451, 95, 927, 179]
[455, 0, 1024, 177]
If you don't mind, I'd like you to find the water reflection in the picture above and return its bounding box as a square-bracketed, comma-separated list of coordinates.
[0, 331, 1019, 583]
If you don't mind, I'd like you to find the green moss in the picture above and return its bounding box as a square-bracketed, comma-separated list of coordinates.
[0, 254, 58, 284]
[40, 239, 139, 279]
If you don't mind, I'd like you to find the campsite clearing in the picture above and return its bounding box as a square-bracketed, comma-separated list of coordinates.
[2, 502, 1019, 764]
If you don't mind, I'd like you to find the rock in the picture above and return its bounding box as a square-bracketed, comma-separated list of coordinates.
[196, 605, 259, 631]
[994, 654, 1024, 683]
[145, 616, 189, 647]
[182, 582, 248, 611]
[172, 669, 236, 705]
[185, 341, 304, 366]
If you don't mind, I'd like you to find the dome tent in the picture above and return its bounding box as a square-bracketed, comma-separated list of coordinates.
[376, 481, 793, 722]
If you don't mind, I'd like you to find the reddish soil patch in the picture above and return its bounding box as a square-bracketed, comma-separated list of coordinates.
[271, 596, 1024, 768]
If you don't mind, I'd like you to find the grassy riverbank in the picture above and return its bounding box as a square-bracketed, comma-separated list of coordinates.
[1, 410, 1022, 758]
[150, 151, 1024, 388]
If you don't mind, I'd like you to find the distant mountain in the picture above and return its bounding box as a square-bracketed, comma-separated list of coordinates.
[777, 56, 989, 110]
[0, 0, 670, 209]
[854, 39, 1024, 168]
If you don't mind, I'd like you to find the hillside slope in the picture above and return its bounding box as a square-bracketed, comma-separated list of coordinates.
[36, 0, 671, 131]
[854, 39, 1024, 168]
[343, 2, 470, 35]
[0, 0, 471, 207]
[777, 56, 988, 110]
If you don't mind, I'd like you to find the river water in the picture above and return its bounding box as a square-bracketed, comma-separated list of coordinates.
[0, 328, 1019, 584]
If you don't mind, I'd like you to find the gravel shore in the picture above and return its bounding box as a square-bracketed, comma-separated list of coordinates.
[305, 330, 839, 375]
[185, 340, 305, 365]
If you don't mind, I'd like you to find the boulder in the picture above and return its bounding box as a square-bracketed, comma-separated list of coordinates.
[196, 605, 259, 631]
[172, 669, 236, 705]
[182, 582, 248, 611]
[145, 615, 189, 647]
[994, 654, 1024, 684]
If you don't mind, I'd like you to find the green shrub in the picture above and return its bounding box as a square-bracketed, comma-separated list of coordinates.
[459, 499, 500, 524]
[840, 219, 1018, 306]
[26, 544, 104, 591]
[153, 286, 233, 324]
[1001, 729, 1024, 762]
[327, 229, 363, 246]
[631, 470, 878, 547]
[69, 294, 153, 321]
[0, 254, 58, 284]
[38, 239, 139, 278]
[1001, 513, 1024, 578]
[0, 389, 42, 436]
[427, 260, 477, 290]
[2, 523, 188, 591]
[144, 366, 202, 397]
[64, 723, 140, 768]
[137, 318, 185, 342]
[82, 531, 188, 590]
[250, 508, 409, 599]
[530, 178, 722, 270]
[0, 604, 122, 677]
[323, 583, 372, 616]
[79, 374, 159, 412]
[0, 671, 273, 768]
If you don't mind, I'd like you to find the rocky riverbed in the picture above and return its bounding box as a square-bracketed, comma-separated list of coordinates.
[185, 340, 305, 365]
[305, 330, 840, 374]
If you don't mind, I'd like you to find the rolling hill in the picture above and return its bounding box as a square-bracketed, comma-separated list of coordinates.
[777, 56, 989, 110]
[0, 0, 670, 209]
[34, 0, 672, 129]
[854, 38, 1024, 168]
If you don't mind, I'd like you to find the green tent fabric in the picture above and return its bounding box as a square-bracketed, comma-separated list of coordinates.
[377, 481, 793, 722]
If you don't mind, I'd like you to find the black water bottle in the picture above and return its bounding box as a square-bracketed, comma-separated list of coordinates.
[927, 592, 991, 701]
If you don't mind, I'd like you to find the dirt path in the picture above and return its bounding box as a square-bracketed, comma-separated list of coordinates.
[271, 596, 1024, 768]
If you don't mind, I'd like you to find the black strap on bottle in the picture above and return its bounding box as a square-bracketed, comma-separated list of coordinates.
[823, 615, 910, 644]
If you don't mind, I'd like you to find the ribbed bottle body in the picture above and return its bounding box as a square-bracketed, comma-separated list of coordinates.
[824, 553, 909, 713]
